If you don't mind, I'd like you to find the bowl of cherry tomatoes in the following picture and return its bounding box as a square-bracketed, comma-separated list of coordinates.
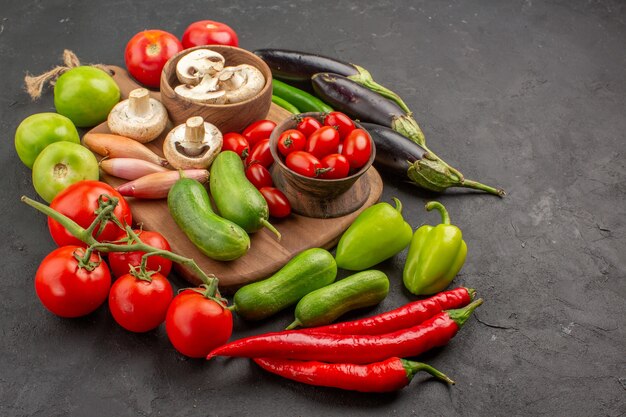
[269, 112, 375, 200]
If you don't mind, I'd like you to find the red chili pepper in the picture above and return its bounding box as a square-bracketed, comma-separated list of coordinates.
[302, 287, 474, 335]
[208, 299, 482, 363]
[253, 357, 454, 392]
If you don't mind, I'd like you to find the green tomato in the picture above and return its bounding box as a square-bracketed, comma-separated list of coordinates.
[32, 142, 99, 203]
[14, 113, 80, 169]
[54, 66, 120, 127]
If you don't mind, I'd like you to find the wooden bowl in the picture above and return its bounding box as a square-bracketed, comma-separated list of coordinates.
[160, 45, 273, 133]
[269, 112, 376, 218]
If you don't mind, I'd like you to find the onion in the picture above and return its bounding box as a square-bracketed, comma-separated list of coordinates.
[99, 158, 169, 180]
[116, 170, 209, 199]
[83, 133, 169, 167]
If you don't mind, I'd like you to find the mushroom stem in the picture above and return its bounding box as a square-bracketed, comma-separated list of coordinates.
[185, 116, 206, 144]
[128, 88, 151, 117]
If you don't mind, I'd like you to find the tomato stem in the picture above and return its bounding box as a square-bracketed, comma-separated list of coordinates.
[21, 195, 217, 286]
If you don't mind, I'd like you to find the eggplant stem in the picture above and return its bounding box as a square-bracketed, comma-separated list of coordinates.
[349, 65, 412, 114]
[459, 178, 506, 197]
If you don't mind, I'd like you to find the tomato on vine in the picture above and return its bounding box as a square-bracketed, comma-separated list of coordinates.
[108, 230, 172, 278]
[35, 246, 111, 318]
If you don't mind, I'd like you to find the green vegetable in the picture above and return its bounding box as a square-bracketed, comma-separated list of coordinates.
[286, 270, 390, 330]
[54, 66, 120, 127]
[231, 248, 337, 320]
[14, 113, 80, 169]
[272, 79, 333, 113]
[167, 175, 250, 261]
[403, 201, 467, 295]
[335, 198, 413, 271]
[210, 151, 281, 239]
[32, 142, 99, 203]
[271, 95, 300, 114]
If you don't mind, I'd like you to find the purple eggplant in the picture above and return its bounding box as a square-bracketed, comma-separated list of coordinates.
[361, 122, 505, 196]
[312, 72, 426, 147]
[253, 49, 411, 113]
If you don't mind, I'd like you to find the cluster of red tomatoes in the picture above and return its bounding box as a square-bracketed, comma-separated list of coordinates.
[35, 181, 231, 359]
[124, 20, 238, 87]
[278, 112, 372, 179]
[221, 120, 292, 218]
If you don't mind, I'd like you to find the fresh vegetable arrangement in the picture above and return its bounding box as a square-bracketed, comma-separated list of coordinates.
[14, 19, 502, 395]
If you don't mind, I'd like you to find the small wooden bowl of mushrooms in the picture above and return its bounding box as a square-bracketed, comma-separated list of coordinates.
[160, 45, 272, 133]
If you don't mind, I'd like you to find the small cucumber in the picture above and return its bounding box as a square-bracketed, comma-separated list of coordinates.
[231, 248, 337, 320]
[210, 151, 280, 239]
[168, 176, 250, 261]
[286, 270, 390, 330]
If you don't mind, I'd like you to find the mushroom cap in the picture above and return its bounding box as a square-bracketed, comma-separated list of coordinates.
[176, 49, 226, 86]
[220, 64, 266, 104]
[174, 73, 227, 104]
[163, 117, 223, 170]
[107, 90, 168, 143]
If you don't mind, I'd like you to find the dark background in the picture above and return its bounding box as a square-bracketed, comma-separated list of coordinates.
[1, 1, 625, 416]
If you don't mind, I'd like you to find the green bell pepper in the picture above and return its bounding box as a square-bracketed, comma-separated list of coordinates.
[403, 201, 467, 295]
[335, 198, 413, 271]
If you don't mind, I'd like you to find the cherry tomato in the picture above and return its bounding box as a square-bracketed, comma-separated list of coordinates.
[165, 288, 232, 358]
[109, 272, 173, 333]
[182, 20, 239, 48]
[323, 111, 355, 141]
[306, 126, 340, 159]
[277, 129, 307, 157]
[246, 139, 273, 168]
[48, 181, 132, 247]
[259, 187, 291, 218]
[242, 120, 276, 148]
[125, 30, 183, 88]
[286, 151, 324, 178]
[35, 246, 111, 318]
[342, 129, 372, 169]
[108, 230, 172, 278]
[320, 154, 350, 179]
[296, 116, 322, 138]
[245, 164, 273, 189]
[222, 132, 250, 159]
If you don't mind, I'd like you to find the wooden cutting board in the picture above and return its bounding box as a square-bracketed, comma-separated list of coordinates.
[88, 66, 383, 293]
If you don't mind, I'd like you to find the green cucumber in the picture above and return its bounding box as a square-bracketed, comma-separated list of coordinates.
[272, 79, 333, 113]
[286, 270, 390, 330]
[167, 176, 250, 261]
[210, 151, 280, 239]
[231, 248, 337, 320]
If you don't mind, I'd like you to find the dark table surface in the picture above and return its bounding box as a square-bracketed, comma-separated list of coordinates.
[1, 1, 625, 416]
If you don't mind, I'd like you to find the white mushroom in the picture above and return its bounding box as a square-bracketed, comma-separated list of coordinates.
[218, 64, 265, 103]
[176, 49, 225, 85]
[163, 116, 223, 169]
[174, 73, 227, 104]
[107, 88, 168, 143]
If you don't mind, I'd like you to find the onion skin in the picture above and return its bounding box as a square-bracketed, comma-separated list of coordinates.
[116, 169, 209, 199]
[99, 158, 169, 180]
[83, 133, 169, 167]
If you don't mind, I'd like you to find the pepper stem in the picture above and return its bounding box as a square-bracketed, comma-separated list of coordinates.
[401, 360, 455, 385]
[425, 201, 450, 225]
[285, 320, 301, 330]
[446, 298, 484, 328]
[392, 197, 403, 214]
[465, 288, 477, 301]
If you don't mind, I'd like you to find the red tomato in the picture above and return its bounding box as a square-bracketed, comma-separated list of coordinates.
[35, 246, 111, 318]
[296, 116, 322, 138]
[109, 272, 173, 332]
[246, 139, 273, 168]
[125, 30, 183, 88]
[182, 20, 239, 48]
[259, 187, 291, 218]
[242, 120, 276, 148]
[323, 111, 355, 140]
[245, 164, 273, 189]
[320, 154, 350, 179]
[222, 132, 250, 159]
[285, 151, 323, 178]
[342, 129, 372, 169]
[165, 289, 232, 358]
[108, 230, 172, 278]
[306, 126, 340, 159]
[277, 129, 307, 157]
[49, 180, 132, 247]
